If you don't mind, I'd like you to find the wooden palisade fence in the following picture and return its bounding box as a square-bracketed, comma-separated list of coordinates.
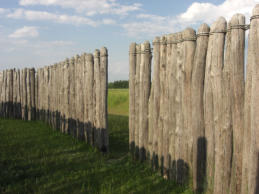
[0, 48, 108, 152]
[129, 5, 259, 194]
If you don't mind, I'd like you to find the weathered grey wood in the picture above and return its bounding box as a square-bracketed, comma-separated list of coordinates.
[93, 54, 96, 144]
[203, 21, 216, 193]
[100, 47, 108, 152]
[134, 44, 141, 158]
[139, 41, 151, 161]
[174, 32, 184, 183]
[229, 13, 245, 194]
[86, 53, 94, 145]
[83, 54, 89, 141]
[64, 59, 70, 134]
[248, 4, 259, 194]
[211, 17, 227, 194]
[182, 28, 196, 175]
[94, 50, 101, 147]
[168, 33, 177, 180]
[22, 69, 27, 120]
[213, 20, 232, 194]
[162, 35, 170, 177]
[192, 23, 209, 192]
[158, 36, 167, 167]
[79, 54, 85, 139]
[241, 8, 257, 194]
[75, 55, 81, 138]
[151, 37, 160, 167]
[31, 68, 36, 120]
[129, 43, 136, 152]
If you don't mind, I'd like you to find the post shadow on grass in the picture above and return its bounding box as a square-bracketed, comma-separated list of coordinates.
[129, 136, 207, 193]
[0, 103, 109, 153]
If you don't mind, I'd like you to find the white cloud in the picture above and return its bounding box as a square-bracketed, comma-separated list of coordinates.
[9, 26, 39, 38]
[122, 0, 258, 38]
[19, 0, 141, 16]
[7, 9, 98, 26]
[178, 0, 257, 24]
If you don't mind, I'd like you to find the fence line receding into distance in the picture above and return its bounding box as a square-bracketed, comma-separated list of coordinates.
[0, 48, 108, 152]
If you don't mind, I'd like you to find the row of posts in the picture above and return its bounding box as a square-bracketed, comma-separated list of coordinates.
[0, 48, 108, 152]
[129, 5, 259, 194]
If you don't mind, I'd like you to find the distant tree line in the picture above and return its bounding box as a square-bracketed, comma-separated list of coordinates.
[108, 80, 129, 88]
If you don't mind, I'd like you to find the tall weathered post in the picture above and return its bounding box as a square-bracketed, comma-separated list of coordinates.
[94, 50, 101, 147]
[139, 41, 151, 161]
[100, 47, 108, 152]
[129, 43, 136, 153]
[247, 4, 259, 194]
[158, 36, 167, 168]
[227, 14, 246, 194]
[151, 37, 160, 168]
[192, 23, 210, 192]
[134, 44, 141, 158]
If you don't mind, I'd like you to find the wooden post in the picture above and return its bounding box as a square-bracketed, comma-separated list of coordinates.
[22, 69, 27, 120]
[182, 28, 196, 175]
[228, 14, 245, 194]
[209, 17, 227, 194]
[86, 53, 94, 145]
[158, 36, 167, 168]
[63, 59, 69, 134]
[7, 69, 13, 118]
[129, 43, 136, 153]
[79, 54, 85, 140]
[168, 33, 177, 180]
[151, 37, 160, 168]
[134, 44, 141, 158]
[203, 21, 216, 193]
[100, 47, 108, 152]
[30, 68, 36, 120]
[83, 54, 89, 141]
[191, 23, 209, 192]
[241, 7, 257, 194]
[139, 41, 151, 161]
[174, 32, 184, 184]
[247, 5, 259, 194]
[94, 50, 101, 147]
[162, 35, 170, 177]
[75, 55, 80, 138]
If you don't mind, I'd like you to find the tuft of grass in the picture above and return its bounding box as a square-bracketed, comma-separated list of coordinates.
[0, 116, 193, 194]
[108, 89, 129, 116]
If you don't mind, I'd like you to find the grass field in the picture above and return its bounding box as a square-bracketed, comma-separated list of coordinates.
[108, 89, 129, 116]
[0, 89, 192, 194]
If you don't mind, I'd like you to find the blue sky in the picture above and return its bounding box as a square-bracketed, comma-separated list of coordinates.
[0, 0, 258, 81]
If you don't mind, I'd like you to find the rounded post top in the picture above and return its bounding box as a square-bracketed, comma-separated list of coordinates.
[85, 53, 94, 61]
[94, 49, 100, 58]
[141, 41, 151, 52]
[210, 16, 227, 33]
[100, 47, 108, 57]
[182, 27, 196, 40]
[230, 13, 245, 26]
[252, 4, 259, 16]
[197, 23, 210, 34]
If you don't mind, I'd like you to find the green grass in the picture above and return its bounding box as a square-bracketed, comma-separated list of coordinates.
[0, 117, 192, 194]
[0, 88, 193, 193]
[108, 89, 129, 116]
